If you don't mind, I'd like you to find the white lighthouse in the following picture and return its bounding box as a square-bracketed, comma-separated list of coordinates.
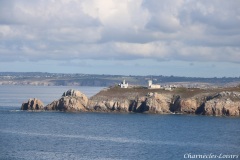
[120, 79, 128, 88]
[148, 80, 153, 87]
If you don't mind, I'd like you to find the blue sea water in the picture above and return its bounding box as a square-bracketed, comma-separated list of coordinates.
[0, 86, 239, 160]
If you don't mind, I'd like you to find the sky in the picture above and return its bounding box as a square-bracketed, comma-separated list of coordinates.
[0, 0, 240, 77]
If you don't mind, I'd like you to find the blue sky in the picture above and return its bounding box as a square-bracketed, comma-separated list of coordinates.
[0, 0, 240, 77]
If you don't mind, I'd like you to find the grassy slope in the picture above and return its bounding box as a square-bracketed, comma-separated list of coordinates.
[90, 86, 240, 100]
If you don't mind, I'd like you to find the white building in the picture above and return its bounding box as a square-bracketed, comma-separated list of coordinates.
[164, 87, 172, 91]
[148, 80, 161, 89]
[120, 79, 128, 88]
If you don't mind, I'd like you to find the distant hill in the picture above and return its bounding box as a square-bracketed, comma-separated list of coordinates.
[0, 72, 239, 87]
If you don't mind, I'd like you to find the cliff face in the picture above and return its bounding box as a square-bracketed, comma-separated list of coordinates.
[87, 99, 130, 112]
[87, 93, 172, 113]
[131, 93, 172, 114]
[170, 97, 201, 114]
[20, 88, 240, 116]
[203, 92, 240, 116]
[204, 100, 240, 116]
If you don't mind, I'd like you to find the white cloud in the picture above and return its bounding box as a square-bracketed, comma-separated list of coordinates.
[0, 0, 240, 64]
[81, 0, 149, 29]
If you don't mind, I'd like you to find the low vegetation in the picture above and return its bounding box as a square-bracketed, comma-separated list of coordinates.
[91, 86, 240, 100]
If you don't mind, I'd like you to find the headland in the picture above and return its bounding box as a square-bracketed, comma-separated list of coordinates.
[21, 85, 240, 117]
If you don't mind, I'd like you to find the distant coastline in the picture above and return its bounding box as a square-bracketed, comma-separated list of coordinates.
[1, 72, 240, 88]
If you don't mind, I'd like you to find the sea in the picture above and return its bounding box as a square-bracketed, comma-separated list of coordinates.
[0, 85, 239, 160]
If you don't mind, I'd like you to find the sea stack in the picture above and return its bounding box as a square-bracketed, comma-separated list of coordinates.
[21, 98, 45, 110]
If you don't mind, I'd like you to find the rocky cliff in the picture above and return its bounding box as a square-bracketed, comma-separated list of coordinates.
[20, 88, 240, 116]
[203, 92, 240, 116]
[45, 89, 88, 111]
[88, 87, 240, 116]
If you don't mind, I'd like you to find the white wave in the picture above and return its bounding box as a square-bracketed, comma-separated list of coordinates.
[0, 129, 239, 149]
[9, 110, 22, 112]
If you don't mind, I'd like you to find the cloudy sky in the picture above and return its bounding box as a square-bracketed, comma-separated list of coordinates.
[0, 0, 240, 77]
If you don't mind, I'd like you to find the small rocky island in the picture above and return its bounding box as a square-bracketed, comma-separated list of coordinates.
[21, 87, 240, 117]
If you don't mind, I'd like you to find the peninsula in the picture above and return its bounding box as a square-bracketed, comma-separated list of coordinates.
[21, 85, 240, 117]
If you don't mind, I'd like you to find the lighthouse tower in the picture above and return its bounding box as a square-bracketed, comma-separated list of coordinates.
[148, 80, 152, 88]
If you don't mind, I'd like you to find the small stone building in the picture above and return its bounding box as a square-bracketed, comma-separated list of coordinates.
[148, 80, 161, 89]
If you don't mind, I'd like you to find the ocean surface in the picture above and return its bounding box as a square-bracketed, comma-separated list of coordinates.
[0, 86, 239, 160]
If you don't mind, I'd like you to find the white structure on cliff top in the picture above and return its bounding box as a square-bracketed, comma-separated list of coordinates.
[120, 79, 128, 88]
[148, 80, 161, 89]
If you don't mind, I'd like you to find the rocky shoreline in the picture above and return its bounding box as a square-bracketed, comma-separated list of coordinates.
[21, 87, 240, 117]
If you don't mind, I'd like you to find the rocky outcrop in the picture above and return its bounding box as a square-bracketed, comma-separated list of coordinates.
[179, 98, 199, 114]
[45, 89, 88, 111]
[62, 89, 87, 99]
[88, 92, 173, 114]
[21, 98, 44, 110]
[203, 92, 240, 116]
[130, 93, 172, 114]
[45, 96, 87, 111]
[87, 99, 131, 112]
[88, 90, 240, 116]
[20, 88, 240, 116]
[204, 99, 240, 116]
[146, 93, 172, 113]
[170, 98, 201, 114]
